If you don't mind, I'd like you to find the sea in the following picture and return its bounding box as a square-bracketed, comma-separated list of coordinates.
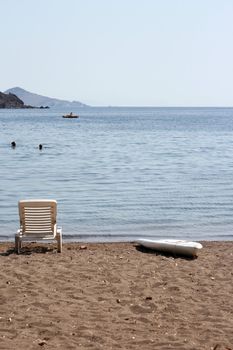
[1, 107, 233, 242]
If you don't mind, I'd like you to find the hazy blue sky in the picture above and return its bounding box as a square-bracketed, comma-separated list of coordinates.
[1, 0, 233, 106]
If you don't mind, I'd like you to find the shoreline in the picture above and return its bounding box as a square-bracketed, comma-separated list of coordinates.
[0, 235, 233, 244]
[0, 241, 233, 349]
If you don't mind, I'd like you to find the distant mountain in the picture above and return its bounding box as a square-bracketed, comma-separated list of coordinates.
[4, 87, 88, 108]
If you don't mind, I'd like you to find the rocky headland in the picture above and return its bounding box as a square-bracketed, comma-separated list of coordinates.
[0, 91, 36, 109]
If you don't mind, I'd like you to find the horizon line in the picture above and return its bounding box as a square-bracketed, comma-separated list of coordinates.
[86, 105, 233, 108]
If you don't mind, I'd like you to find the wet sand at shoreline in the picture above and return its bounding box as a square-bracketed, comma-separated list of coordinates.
[0, 241, 232, 349]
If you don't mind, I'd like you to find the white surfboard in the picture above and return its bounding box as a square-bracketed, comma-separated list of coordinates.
[136, 239, 203, 257]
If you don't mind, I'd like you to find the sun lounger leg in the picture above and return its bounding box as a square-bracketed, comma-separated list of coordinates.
[57, 229, 62, 253]
[15, 235, 20, 254]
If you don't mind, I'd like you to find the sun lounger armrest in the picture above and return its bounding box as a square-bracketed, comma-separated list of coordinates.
[16, 229, 23, 237]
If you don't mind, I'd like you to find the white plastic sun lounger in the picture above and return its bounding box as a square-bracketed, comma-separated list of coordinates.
[15, 199, 62, 254]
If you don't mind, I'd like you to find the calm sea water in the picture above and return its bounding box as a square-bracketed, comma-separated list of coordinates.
[1, 107, 233, 242]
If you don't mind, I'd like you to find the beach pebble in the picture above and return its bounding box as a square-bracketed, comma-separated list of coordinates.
[80, 245, 87, 250]
[38, 339, 47, 346]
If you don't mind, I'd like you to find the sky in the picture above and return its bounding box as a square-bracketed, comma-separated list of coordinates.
[1, 0, 233, 106]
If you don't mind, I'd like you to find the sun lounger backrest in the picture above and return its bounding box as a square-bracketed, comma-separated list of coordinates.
[18, 199, 57, 236]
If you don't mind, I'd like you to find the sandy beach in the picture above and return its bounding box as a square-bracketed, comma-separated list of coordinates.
[0, 241, 232, 350]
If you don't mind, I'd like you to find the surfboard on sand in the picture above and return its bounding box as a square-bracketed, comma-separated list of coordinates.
[136, 239, 203, 257]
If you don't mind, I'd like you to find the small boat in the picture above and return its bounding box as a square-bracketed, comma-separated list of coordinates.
[63, 112, 79, 119]
[136, 239, 203, 257]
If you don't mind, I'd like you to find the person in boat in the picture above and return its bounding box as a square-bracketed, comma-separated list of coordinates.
[69, 112, 73, 116]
